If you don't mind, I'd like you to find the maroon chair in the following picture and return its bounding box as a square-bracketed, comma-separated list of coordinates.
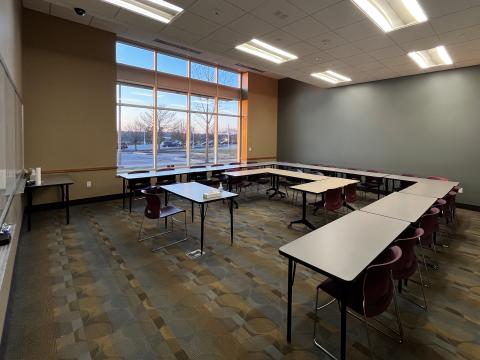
[343, 183, 357, 211]
[393, 228, 428, 310]
[360, 169, 384, 199]
[137, 187, 187, 252]
[155, 167, 177, 186]
[419, 207, 440, 270]
[314, 246, 404, 358]
[427, 176, 449, 181]
[188, 165, 208, 182]
[396, 173, 418, 191]
[346, 168, 362, 181]
[127, 170, 151, 212]
[322, 187, 343, 221]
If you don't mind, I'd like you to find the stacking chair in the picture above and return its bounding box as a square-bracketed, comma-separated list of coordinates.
[392, 228, 428, 310]
[127, 170, 151, 211]
[313, 246, 404, 358]
[321, 187, 343, 222]
[343, 183, 357, 211]
[345, 168, 362, 181]
[395, 173, 418, 191]
[137, 187, 187, 252]
[427, 176, 449, 181]
[155, 167, 176, 186]
[360, 169, 384, 199]
[188, 165, 208, 182]
[418, 207, 440, 271]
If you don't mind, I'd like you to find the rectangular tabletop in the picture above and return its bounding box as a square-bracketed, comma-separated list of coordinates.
[385, 174, 460, 187]
[160, 182, 238, 203]
[279, 211, 409, 282]
[400, 181, 455, 199]
[290, 178, 358, 195]
[223, 168, 273, 177]
[269, 168, 329, 181]
[26, 174, 74, 188]
[360, 191, 437, 223]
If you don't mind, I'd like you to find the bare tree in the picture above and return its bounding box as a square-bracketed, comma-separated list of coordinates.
[190, 63, 216, 162]
[124, 119, 146, 151]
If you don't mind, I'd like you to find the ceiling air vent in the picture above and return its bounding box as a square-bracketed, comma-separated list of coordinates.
[153, 38, 202, 55]
[234, 63, 265, 73]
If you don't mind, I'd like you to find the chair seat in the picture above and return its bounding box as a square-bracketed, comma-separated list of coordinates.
[392, 260, 418, 280]
[156, 179, 176, 186]
[319, 276, 393, 318]
[160, 205, 185, 218]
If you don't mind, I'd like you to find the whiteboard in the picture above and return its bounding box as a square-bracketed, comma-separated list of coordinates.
[0, 62, 23, 220]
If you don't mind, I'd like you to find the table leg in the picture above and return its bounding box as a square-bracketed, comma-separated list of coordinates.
[229, 198, 233, 245]
[60, 185, 65, 207]
[200, 203, 205, 254]
[164, 190, 168, 228]
[122, 179, 126, 209]
[287, 258, 293, 343]
[129, 181, 133, 213]
[289, 191, 316, 230]
[340, 286, 347, 360]
[191, 201, 194, 223]
[27, 188, 33, 232]
[66, 184, 70, 225]
[268, 175, 286, 199]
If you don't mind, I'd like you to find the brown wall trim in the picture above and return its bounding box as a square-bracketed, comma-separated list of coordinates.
[44, 166, 117, 174]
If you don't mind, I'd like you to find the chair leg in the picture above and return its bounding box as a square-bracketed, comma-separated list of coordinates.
[137, 216, 145, 242]
[392, 281, 404, 343]
[417, 267, 428, 310]
[362, 311, 374, 360]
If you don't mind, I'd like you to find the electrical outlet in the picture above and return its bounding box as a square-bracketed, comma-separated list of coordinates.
[248, 147, 252, 152]
[86, 181, 92, 188]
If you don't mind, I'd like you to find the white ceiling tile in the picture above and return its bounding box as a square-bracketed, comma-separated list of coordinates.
[351, 34, 395, 52]
[227, 13, 275, 37]
[158, 26, 203, 46]
[448, 39, 480, 61]
[387, 22, 436, 44]
[336, 19, 381, 42]
[400, 35, 442, 52]
[252, 0, 307, 27]
[420, 0, 480, 19]
[387, 62, 421, 74]
[285, 41, 318, 56]
[282, 16, 330, 39]
[353, 60, 388, 72]
[195, 38, 232, 53]
[50, 3, 92, 25]
[325, 43, 363, 58]
[171, 11, 221, 37]
[379, 55, 410, 67]
[438, 24, 480, 46]
[298, 51, 337, 65]
[307, 31, 348, 50]
[188, 0, 245, 25]
[204, 27, 250, 46]
[225, 0, 265, 11]
[312, 0, 365, 30]
[115, 9, 166, 33]
[170, 0, 197, 10]
[22, 0, 50, 14]
[454, 59, 480, 68]
[370, 45, 406, 60]
[47, 0, 119, 19]
[261, 29, 301, 46]
[341, 53, 376, 66]
[287, 0, 342, 13]
[431, 6, 480, 34]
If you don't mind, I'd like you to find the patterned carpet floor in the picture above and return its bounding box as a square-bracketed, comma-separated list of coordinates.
[1, 189, 479, 359]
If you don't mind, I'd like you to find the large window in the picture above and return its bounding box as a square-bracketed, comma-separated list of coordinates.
[116, 41, 241, 169]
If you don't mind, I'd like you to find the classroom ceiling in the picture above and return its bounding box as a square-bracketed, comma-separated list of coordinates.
[22, 0, 480, 88]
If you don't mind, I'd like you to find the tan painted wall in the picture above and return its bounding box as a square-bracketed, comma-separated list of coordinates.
[23, 9, 120, 203]
[245, 72, 278, 160]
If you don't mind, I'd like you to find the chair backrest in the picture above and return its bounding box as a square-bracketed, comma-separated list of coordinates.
[444, 191, 456, 214]
[190, 165, 205, 169]
[363, 245, 402, 317]
[427, 176, 449, 181]
[211, 163, 224, 167]
[128, 170, 151, 186]
[229, 162, 241, 165]
[366, 169, 383, 184]
[128, 170, 149, 174]
[344, 183, 357, 203]
[157, 167, 171, 172]
[141, 188, 161, 219]
[393, 228, 424, 276]
[324, 188, 343, 211]
[247, 161, 258, 164]
[419, 207, 440, 242]
[166, 164, 175, 168]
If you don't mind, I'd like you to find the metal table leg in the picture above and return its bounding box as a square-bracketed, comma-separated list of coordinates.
[287, 258, 293, 343]
[66, 184, 70, 225]
[289, 191, 316, 230]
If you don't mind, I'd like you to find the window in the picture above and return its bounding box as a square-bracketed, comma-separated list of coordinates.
[115, 41, 242, 169]
[190, 62, 216, 83]
[157, 53, 188, 77]
[117, 84, 154, 170]
[219, 68, 240, 88]
[116, 42, 154, 70]
[156, 90, 188, 167]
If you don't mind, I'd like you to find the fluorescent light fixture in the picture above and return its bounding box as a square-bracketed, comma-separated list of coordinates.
[101, 0, 183, 23]
[408, 46, 453, 69]
[235, 39, 298, 64]
[351, 0, 428, 32]
[311, 70, 352, 84]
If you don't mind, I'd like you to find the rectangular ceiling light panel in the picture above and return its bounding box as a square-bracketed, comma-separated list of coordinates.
[235, 39, 298, 64]
[311, 70, 352, 84]
[408, 46, 453, 69]
[351, 0, 427, 32]
[101, 0, 183, 23]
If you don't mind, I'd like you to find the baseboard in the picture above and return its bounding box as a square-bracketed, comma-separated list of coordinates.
[28, 193, 124, 212]
[457, 202, 480, 212]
